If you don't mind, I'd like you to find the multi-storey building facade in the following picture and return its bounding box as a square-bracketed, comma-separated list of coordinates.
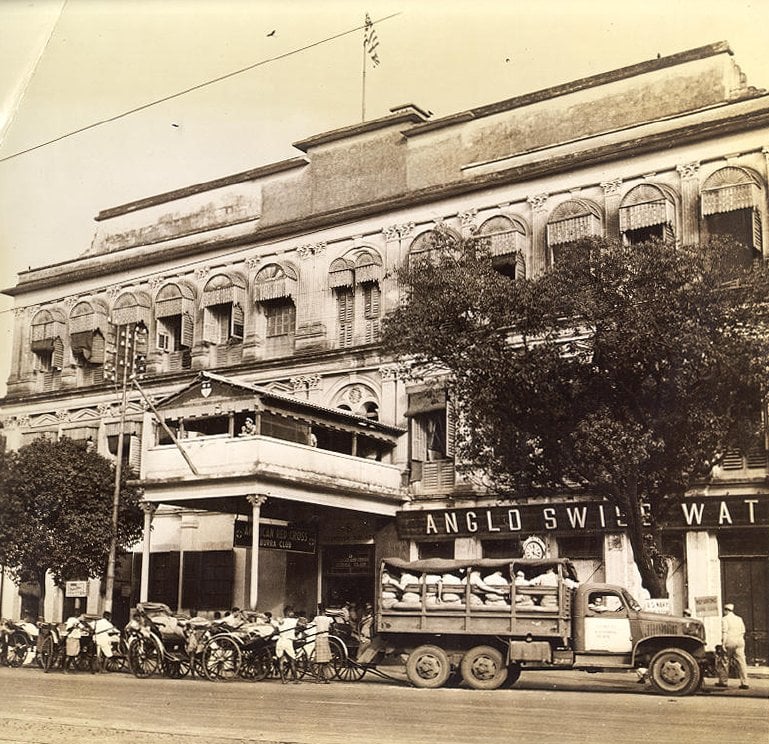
[1, 42, 767, 663]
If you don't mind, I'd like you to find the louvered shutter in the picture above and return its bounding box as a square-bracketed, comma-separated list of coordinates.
[202, 307, 219, 344]
[445, 400, 456, 458]
[337, 289, 354, 347]
[52, 337, 64, 370]
[180, 312, 194, 348]
[752, 209, 763, 253]
[230, 303, 244, 340]
[128, 434, 142, 473]
[90, 331, 106, 365]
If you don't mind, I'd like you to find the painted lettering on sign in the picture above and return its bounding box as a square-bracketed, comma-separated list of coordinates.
[397, 496, 768, 539]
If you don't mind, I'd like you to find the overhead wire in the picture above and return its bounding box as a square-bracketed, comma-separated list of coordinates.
[0, 12, 401, 164]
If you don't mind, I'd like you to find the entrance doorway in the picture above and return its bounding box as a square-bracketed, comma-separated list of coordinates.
[720, 531, 769, 665]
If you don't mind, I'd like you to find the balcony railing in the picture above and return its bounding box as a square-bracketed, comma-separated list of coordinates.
[142, 433, 405, 505]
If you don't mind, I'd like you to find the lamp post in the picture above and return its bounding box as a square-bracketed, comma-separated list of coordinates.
[103, 322, 146, 614]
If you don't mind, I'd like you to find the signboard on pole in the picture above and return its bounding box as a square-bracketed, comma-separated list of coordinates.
[65, 580, 88, 598]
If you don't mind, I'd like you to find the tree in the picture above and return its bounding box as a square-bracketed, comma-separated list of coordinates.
[382, 231, 769, 597]
[0, 436, 143, 616]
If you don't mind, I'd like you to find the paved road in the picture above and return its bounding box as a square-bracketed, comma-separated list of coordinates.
[0, 665, 767, 744]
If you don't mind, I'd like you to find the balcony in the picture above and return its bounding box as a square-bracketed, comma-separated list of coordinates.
[141, 433, 406, 515]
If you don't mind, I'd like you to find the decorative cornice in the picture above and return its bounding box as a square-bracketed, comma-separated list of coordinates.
[245, 255, 261, 271]
[459, 209, 478, 229]
[247, 494, 268, 508]
[139, 499, 157, 517]
[194, 266, 211, 281]
[676, 161, 701, 180]
[383, 222, 415, 241]
[379, 362, 410, 381]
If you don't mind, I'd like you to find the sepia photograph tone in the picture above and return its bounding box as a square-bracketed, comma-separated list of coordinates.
[0, 1, 768, 742]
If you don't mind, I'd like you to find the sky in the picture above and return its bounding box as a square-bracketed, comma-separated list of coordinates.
[0, 0, 768, 396]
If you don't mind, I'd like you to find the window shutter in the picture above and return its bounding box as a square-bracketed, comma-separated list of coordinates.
[411, 418, 427, 461]
[363, 283, 381, 319]
[128, 434, 142, 473]
[337, 289, 354, 347]
[365, 319, 381, 343]
[662, 222, 675, 244]
[445, 401, 456, 458]
[90, 331, 106, 365]
[180, 312, 194, 348]
[230, 303, 244, 340]
[51, 337, 64, 370]
[202, 307, 219, 344]
[752, 209, 763, 253]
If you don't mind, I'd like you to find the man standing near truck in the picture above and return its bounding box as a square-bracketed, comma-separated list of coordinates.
[716, 602, 750, 690]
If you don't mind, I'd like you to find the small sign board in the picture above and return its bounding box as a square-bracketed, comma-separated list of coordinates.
[65, 580, 88, 598]
[234, 520, 317, 554]
[642, 598, 671, 615]
[694, 595, 720, 618]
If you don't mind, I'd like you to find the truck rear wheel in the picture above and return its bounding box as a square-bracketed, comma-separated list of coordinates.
[649, 648, 701, 696]
[405, 645, 451, 689]
[460, 645, 508, 690]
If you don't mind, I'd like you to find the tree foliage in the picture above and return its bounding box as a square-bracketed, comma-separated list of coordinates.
[382, 231, 769, 596]
[0, 437, 143, 609]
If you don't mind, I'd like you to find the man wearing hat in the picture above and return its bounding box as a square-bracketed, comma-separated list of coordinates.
[716, 602, 750, 689]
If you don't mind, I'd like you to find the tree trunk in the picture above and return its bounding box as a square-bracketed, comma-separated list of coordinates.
[36, 568, 47, 620]
[622, 482, 668, 599]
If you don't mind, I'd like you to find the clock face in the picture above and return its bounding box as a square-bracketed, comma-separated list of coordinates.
[523, 538, 546, 559]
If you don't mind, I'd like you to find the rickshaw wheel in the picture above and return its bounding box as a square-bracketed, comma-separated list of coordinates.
[240, 647, 272, 681]
[164, 657, 191, 678]
[128, 635, 162, 678]
[6, 631, 29, 668]
[329, 636, 348, 679]
[336, 658, 366, 681]
[202, 635, 242, 681]
[40, 635, 58, 673]
[104, 655, 125, 673]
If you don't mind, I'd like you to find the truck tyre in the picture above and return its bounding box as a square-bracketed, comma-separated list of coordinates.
[649, 648, 701, 696]
[460, 645, 508, 690]
[504, 663, 522, 687]
[405, 645, 451, 689]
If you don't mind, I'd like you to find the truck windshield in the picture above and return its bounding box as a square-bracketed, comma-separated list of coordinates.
[621, 589, 642, 612]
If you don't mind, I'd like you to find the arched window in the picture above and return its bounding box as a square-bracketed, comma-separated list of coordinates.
[702, 166, 764, 269]
[202, 273, 246, 345]
[546, 200, 602, 265]
[70, 299, 108, 385]
[329, 249, 383, 348]
[30, 308, 65, 391]
[408, 229, 460, 267]
[155, 281, 196, 370]
[619, 184, 676, 245]
[475, 215, 527, 278]
[254, 264, 297, 357]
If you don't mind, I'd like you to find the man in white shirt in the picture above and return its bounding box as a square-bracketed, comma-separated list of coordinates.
[716, 602, 749, 690]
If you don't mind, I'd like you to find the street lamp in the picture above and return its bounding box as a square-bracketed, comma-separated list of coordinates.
[103, 321, 147, 614]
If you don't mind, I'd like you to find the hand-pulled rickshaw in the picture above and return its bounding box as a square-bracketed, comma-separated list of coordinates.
[38, 615, 100, 673]
[127, 602, 205, 678]
[1, 618, 40, 668]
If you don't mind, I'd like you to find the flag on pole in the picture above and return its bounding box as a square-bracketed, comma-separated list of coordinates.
[364, 13, 380, 66]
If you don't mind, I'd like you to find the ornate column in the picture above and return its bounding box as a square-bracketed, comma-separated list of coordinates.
[247, 494, 268, 611]
[138, 498, 156, 602]
[527, 193, 549, 276]
[676, 161, 701, 246]
[600, 178, 623, 240]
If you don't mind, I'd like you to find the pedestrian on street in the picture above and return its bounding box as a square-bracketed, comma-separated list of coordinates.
[716, 602, 750, 690]
[311, 606, 333, 684]
[274, 606, 301, 685]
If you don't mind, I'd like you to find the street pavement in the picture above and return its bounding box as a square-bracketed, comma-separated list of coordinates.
[0, 664, 767, 744]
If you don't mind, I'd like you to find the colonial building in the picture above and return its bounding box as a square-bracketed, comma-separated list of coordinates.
[1, 41, 767, 663]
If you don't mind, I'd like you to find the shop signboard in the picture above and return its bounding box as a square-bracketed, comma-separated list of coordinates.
[234, 520, 317, 554]
[694, 595, 720, 617]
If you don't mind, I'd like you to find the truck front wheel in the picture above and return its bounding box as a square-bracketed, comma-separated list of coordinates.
[649, 648, 701, 696]
[460, 646, 508, 690]
[405, 645, 451, 689]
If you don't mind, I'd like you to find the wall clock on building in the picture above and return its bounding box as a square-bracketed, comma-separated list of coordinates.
[522, 535, 547, 560]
